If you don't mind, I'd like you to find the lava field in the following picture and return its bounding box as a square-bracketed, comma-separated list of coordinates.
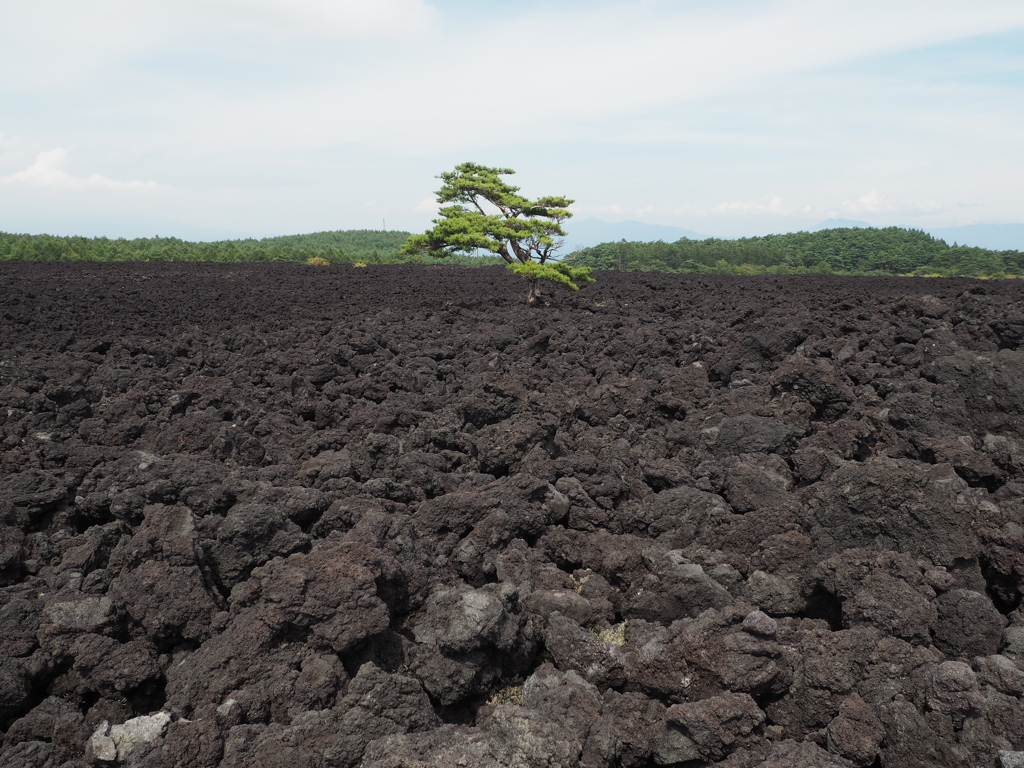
[2, 262, 1024, 768]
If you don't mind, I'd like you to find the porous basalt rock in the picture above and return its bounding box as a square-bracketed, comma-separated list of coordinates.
[2, 264, 1024, 767]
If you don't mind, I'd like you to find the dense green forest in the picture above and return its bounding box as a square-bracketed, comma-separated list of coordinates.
[2, 225, 1021, 278]
[0, 229, 503, 267]
[567, 227, 1024, 278]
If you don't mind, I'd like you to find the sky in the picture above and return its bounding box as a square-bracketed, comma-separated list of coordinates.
[2, 0, 1023, 241]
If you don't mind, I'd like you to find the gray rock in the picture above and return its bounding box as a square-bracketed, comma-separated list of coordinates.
[975, 654, 1024, 696]
[109, 561, 219, 644]
[1004, 624, 1024, 660]
[207, 502, 310, 588]
[665, 692, 765, 762]
[43, 595, 113, 633]
[653, 722, 700, 764]
[543, 612, 628, 689]
[704, 414, 802, 457]
[825, 693, 885, 767]
[414, 583, 519, 654]
[927, 661, 984, 717]
[410, 582, 534, 705]
[934, 588, 1007, 657]
[0, 740, 61, 768]
[638, 485, 733, 542]
[843, 572, 937, 643]
[751, 739, 855, 767]
[811, 457, 983, 565]
[89, 711, 171, 763]
[360, 708, 583, 768]
[723, 454, 799, 514]
[89, 725, 117, 762]
[742, 570, 803, 616]
[523, 588, 594, 625]
[627, 551, 734, 622]
[742, 610, 779, 638]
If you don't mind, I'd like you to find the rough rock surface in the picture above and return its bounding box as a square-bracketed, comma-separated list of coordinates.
[2, 263, 1024, 766]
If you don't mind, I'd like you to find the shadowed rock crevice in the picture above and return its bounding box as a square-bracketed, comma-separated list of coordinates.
[980, 554, 1024, 616]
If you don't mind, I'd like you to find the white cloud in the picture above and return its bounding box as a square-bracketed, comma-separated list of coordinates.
[0, 0, 437, 94]
[2, 1, 1023, 236]
[713, 195, 792, 216]
[223, 0, 438, 38]
[689, 190, 947, 226]
[842, 190, 888, 214]
[842, 190, 946, 216]
[8, 0, 1023, 154]
[414, 196, 439, 213]
[2, 149, 159, 191]
[0, 133, 23, 169]
[231, 0, 1024, 159]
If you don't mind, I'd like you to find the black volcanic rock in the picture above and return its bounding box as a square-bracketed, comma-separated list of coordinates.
[2, 263, 1024, 766]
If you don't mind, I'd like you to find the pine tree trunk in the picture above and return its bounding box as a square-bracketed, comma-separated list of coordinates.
[527, 278, 543, 305]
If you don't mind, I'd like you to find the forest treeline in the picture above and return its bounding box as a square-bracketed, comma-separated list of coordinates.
[0, 229, 502, 267]
[567, 227, 1024, 278]
[2, 226, 1022, 278]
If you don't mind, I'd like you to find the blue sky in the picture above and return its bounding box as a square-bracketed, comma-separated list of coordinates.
[1, 0, 1023, 240]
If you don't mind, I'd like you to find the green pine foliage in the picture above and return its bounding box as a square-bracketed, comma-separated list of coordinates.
[403, 162, 588, 303]
[507, 261, 595, 291]
[568, 227, 1024, 278]
[401, 162, 574, 265]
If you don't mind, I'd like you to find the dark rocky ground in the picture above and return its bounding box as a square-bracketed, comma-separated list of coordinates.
[2, 262, 1024, 767]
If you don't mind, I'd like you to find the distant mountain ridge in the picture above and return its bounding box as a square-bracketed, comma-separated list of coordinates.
[561, 219, 708, 252]
[812, 218, 871, 230]
[924, 224, 1024, 252]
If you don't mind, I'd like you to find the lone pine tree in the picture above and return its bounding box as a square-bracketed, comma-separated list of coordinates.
[401, 162, 593, 304]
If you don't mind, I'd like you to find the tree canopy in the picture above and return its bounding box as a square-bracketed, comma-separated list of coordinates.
[401, 162, 575, 265]
[568, 226, 1024, 278]
[6, 219, 1021, 280]
[0, 229, 416, 265]
[401, 162, 592, 302]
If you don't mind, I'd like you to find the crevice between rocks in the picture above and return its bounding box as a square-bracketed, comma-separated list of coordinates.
[980, 555, 1023, 615]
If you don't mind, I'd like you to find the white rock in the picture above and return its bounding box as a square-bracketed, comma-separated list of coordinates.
[89, 721, 118, 762]
[105, 711, 172, 761]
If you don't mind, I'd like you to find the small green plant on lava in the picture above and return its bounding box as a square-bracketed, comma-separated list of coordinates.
[486, 677, 525, 706]
[588, 621, 627, 647]
[401, 162, 594, 304]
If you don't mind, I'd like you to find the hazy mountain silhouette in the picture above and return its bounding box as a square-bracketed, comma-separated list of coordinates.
[562, 219, 708, 251]
[925, 224, 1024, 252]
[813, 218, 871, 230]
